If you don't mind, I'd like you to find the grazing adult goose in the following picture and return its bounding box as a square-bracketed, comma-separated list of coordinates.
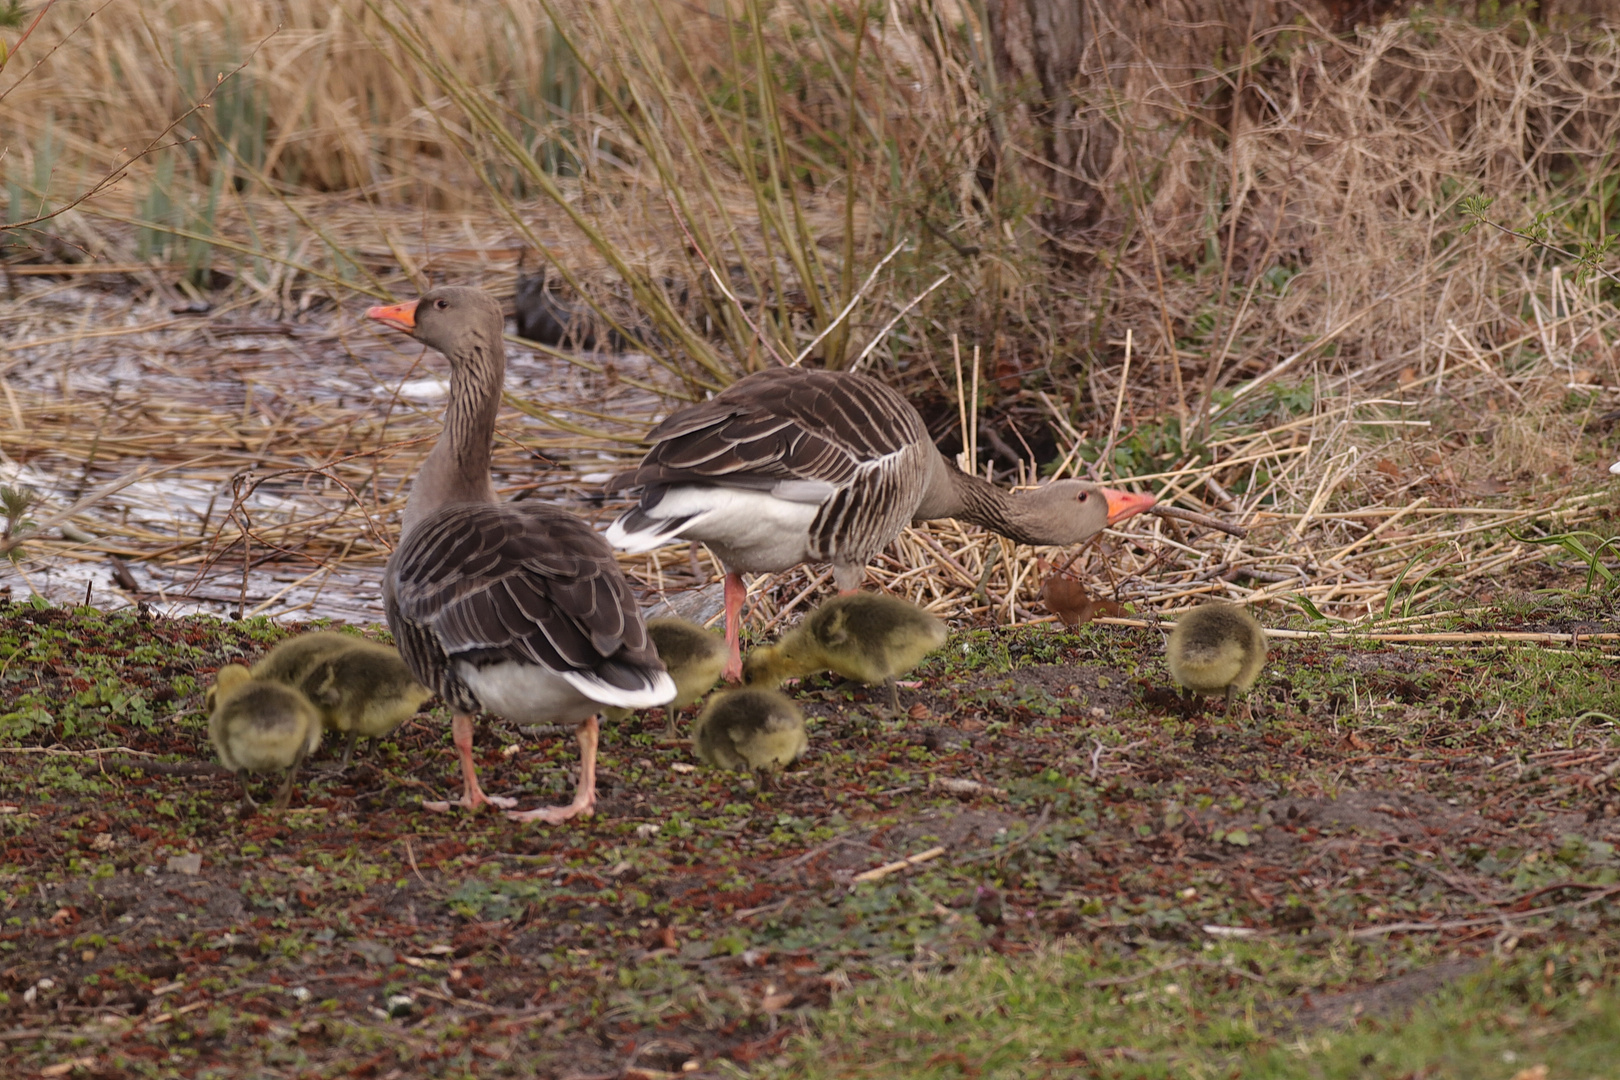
[743, 592, 947, 714]
[692, 687, 808, 783]
[368, 286, 674, 823]
[607, 367, 1156, 679]
[603, 617, 727, 737]
[1166, 602, 1268, 713]
[207, 665, 322, 809]
[250, 632, 433, 768]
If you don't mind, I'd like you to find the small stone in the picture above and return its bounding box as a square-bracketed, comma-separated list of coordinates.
[351, 940, 395, 966]
[166, 853, 202, 875]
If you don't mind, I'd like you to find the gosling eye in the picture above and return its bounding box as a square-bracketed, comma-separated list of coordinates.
[433, 298, 449, 310]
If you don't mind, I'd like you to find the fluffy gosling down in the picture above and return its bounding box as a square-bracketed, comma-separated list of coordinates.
[207, 665, 323, 809]
[744, 593, 947, 714]
[692, 688, 808, 784]
[1166, 603, 1268, 712]
[604, 618, 727, 736]
[251, 632, 432, 769]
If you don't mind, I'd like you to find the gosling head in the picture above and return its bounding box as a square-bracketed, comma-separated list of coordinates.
[205, 663, 253, 713]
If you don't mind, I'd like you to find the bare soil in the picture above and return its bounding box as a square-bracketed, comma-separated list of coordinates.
[4, 601, 1620, 1076]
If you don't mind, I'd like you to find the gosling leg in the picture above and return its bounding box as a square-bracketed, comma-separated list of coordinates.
[236, 770, 258, 810]
[337, 730, 361, 771]
[273, 740, 312, 811]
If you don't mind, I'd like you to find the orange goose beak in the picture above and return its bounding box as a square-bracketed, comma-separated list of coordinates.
[367, 299, 419, 333]
[1100, 487, 1156, 525]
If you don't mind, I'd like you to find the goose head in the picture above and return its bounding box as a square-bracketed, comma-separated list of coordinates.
[367, 286, 505, 360]
[1007, 480, 1156, 546]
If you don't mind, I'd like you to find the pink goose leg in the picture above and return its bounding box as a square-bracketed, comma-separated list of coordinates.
[721, 570, 748, 682]
[507, 716, 599, 824]
[423, 712, 518, 812]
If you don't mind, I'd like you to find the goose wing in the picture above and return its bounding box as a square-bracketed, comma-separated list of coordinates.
[611, 368, 927, 495]
[386, 503, 671, 712]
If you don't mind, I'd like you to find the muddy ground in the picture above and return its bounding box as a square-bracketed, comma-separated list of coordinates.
[3, 596, 1620, 1077]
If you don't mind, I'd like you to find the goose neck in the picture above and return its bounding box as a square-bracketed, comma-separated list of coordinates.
[918, 456, 1044, 545]
[401, 341, 503, 536]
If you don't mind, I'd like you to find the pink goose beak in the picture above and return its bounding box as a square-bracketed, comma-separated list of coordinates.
[367, 299, 419, 333]
[1100, 487, 1156, 525]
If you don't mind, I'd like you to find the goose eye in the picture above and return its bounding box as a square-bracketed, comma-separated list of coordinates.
[1077, 491, 1089, 503]
[434, 298, 449, 309]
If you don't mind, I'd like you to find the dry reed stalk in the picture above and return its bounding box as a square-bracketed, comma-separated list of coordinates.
[7, 8, 1620, 629]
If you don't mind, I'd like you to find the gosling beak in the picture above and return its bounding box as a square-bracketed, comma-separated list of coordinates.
[1100, 487, 1156, 525]
[367, 299, 419, 333]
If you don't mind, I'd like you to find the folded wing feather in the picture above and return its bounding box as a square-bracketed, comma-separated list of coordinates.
[387, 504, 673, 712]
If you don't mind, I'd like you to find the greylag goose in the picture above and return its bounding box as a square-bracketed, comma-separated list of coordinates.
[249, 632, 432, 768]
[743, 592, 947, 714]
[1166, 602, 1268, 713]
[692, 687, 808, 783]
[367, 287, 674, 823]
[603, 617, 727, 736]
[207, 665, 322, 809]
[607, 367, 1155, 678]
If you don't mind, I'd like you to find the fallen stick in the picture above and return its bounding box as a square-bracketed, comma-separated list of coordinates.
[851, 845, 947, 883]
[1148, 505, 1248, 539]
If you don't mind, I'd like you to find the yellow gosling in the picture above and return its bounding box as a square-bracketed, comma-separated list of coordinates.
[604, 618, 726, 736]
[692, 688, 807, 787]
[743, 593, 946, 714]
[1166, 603, 1268, 714]
[207, 664, 322, 809]
[251, 632, 431, 769]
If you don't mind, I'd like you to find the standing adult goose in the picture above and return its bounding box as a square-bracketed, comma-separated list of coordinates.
[607, 367, 1156, 679]
[367, 286, 674, 824]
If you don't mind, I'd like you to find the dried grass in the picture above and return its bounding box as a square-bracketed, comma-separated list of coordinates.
[5, 5, 1620, 632]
